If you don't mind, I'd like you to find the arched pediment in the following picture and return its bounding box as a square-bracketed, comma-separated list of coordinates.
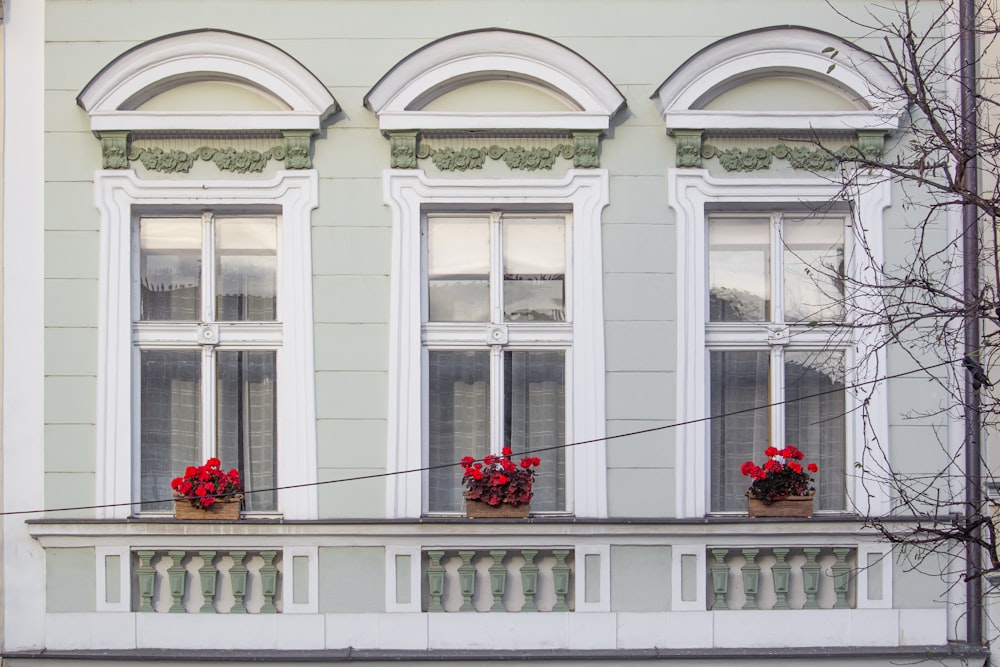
[365, 29, 625, 131]
[652, 26, 904, 131]
[78, 29, 338, 132]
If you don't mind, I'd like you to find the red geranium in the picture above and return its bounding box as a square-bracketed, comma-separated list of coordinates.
[739, 445, 818, 504]
[461, 449, 540, 507]
[171, 458, 243, 510]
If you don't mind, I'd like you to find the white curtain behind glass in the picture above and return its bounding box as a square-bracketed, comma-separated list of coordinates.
[428, 351, 489, 512]
[140, 350, 201, 510]
[505, 350, 565, 511]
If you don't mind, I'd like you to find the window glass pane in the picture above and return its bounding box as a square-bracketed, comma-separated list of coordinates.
[783, 216, 845, 322]
[217, 351, 277, 512]
[139, 218, 201, 321]
[503, 218, 566, 322]
[427, 217, 489, 322]
[140, 350, 201, 510]
[710, 350, 770, 512]
[785, 350, 846, 511]
[428, 351, 489, 511]
[709, 217, 769, 322]
[504, 351, 565, 511]
[216, 218, 277, 321]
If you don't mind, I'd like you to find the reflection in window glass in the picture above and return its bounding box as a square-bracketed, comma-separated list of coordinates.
[503, 218, 566, 322]
[140, 219, 202, 321]
[709, 217, 769, 322]
[216, 218, 277, 321]
[427, 218, 490, 322]
[783, 217, 845, 323]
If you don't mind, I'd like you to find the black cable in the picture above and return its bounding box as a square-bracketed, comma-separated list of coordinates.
[1, 358, 957, 517]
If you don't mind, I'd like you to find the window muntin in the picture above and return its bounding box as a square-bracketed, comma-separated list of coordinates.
[707, 212, 847, 513]
[136, 212, 279, 512]
[424, 212, 569, 513]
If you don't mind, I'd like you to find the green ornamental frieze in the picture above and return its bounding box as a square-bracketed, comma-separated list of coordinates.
[130, 145, 286, 174]
[98, 130, 315, 173]
[700, 142, 882, 172]
[390, 130, 603, 171]
[673, 129, 886, 172]
[417, 143, 575, 172]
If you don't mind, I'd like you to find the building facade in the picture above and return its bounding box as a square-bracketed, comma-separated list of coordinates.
[1, 1, 990, 665]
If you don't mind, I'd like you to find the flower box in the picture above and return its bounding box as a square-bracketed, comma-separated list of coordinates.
[173, 494, 243, 521]
[465, 499, 530, 519]
[747, 494, 814, 518]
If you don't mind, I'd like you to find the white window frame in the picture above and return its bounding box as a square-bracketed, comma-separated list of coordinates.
[668, 168, 891, 518]
[385, 169, 609, 519]
[134, 211, 282, 512]
[706, 210, 852, 512]
[423, 211, 574, 513]
[95, 169, 319, 519]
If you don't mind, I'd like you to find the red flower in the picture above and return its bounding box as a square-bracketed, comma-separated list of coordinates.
[764, 459, 782, 473]
[787, 461, 802, 473]
[206, 457, 221, 467]
[502, 446, 513, 456]
[461, 456, 475, 465]
[807, 463, 819, 473]
[764, 446, 779, 457]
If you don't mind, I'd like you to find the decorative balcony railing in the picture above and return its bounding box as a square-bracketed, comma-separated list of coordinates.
[134, 548, 282, 613]
[423, 547, 574, 612]
[708, 546, 857, 610]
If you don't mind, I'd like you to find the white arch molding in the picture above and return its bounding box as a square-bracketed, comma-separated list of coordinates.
[77, 29, 338, 132]
[365, 28, 625, 131]
[652, 26, 905, 131]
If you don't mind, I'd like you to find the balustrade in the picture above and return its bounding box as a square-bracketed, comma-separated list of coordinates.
[424, 548, 574, 612]
[708, 546, 856, 610]
[134, 548, 281, 613]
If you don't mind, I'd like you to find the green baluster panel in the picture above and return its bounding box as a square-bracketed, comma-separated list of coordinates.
[832, 547, 852, 609]
[167, 551, 187, 613]
[229, 551, 248, 614]
[552, 550, 571, 612]
[260, 551, 279, 614]
[802, 548, 821, 610]
[709, 549, 730, 610]
[198, 551, 218, 613]
[740, 548, 760, 610]
[520, 550, 539, 612]
[136, 550, 157, 612]
[488, 550, 508, 612]
[426, 550, 446, 612]
[771, 548, 791, 610]
[458, 551, 476, 612]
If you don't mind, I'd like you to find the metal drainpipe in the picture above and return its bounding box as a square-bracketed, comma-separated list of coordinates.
[960, 0, 983, 647]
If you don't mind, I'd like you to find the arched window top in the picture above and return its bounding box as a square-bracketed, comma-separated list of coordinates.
[365, 28, 625, 131]
[652, 26, 904, 131]
[78, 29, 338, 132]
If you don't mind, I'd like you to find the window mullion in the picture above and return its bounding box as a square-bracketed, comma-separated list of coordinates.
[201, 346, 217, 461]
[770, 345, 785, 451]
[489, 211, 503, 325]
[490, 345, 504, 456]
[202, 211, 215, 324]
[489, 211, 504, 456]
[770, 212, 784, 323]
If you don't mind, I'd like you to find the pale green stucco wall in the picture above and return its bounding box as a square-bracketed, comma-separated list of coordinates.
[34, 1, 962, 618]
[318, 546, 385, 612]
[46, 547, 96, 612]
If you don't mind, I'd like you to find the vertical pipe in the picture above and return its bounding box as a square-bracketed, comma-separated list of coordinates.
[960, 0, 983, 646]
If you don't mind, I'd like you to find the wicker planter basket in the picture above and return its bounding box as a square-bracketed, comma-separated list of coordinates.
[747, 494, 814, 518]
[173, 494, 243, 521]
[465, 499, 530, 519]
